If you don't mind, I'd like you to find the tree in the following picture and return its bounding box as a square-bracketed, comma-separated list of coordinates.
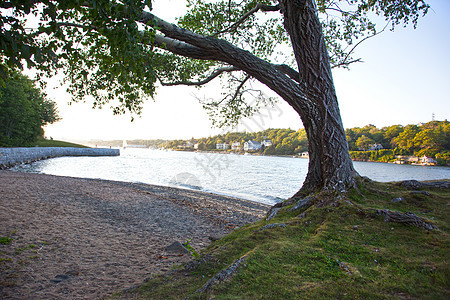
[392, 124, 420, 153]
[0, 71, 60, 146]
[383, 125, 403, 148]
[0, 0, 429, 195]
[356, 135, 374, 151]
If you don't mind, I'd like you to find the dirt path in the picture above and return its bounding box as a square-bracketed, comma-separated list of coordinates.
[0, 171, 269, 299]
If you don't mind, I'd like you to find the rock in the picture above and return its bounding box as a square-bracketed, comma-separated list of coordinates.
[339, 262, 351, 275]
[50, 270, 81, 283]
[399, 180, 450, 190]
[50, 274, 69, 283]
[165, 241, 190, 254]
[399, 180, 421, 190]
[391, 197, 404, 203]
[208, 236, 221, 242]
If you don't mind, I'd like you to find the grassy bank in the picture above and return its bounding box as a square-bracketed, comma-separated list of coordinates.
[34, 137, 89, 148]
[118, 180, 449, 299]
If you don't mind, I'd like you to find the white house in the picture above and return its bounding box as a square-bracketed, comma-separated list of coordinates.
[231, 142, 241, 150]
[261, 139, 272, 147]
[216, 143, 230, 150]
[420, 156, 437, 165]
[244, 140, 261, 151]
[369, 143, 384, 151]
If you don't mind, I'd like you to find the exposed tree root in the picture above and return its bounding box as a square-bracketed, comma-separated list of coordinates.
[266, 206, 281, 221]
[195, 254, 248, 294]
[266, 196, 315, 220]
[375, 209, 438, 230]
[398, 180, 450, 190]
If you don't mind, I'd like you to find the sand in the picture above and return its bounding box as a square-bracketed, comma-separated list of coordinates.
[0, 170, 269, 299]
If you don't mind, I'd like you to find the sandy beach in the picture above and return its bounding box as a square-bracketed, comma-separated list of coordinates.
[0, 170, 269, 299]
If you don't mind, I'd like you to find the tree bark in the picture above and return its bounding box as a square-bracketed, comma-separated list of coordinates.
[279, 0, 357, 195]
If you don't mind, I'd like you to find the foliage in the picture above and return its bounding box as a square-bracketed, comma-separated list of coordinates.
[0, 0, 429, 124]
[0, 71, 60, 146]
[183, 239, 200, 258]
[350, 149, 396, 163]
[355, 134, 374, 150]
[119, 180, 449, 299]
[435, 151, 450, 166]
[345, 121, 449, 163]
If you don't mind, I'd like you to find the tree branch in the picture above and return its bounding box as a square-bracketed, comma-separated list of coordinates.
[230, 74, 251, 103]
[138, 10, 312, 109]
[331, 58, 362, 69]
[275, 64, 300, 83]
[212, 3, 280, 37]
[332, 22, 389, 68]
[152, 34, 218, 60]
[140, 11, 214, 51]
[158, 66, 240, 86]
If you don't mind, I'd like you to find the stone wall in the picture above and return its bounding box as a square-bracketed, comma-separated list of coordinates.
[0, 147, 120, 169]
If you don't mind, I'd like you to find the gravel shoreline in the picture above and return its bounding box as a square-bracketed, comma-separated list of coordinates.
[0, 170, 269, 299]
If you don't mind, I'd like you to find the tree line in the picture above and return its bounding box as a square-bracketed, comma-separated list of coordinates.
[346, 122, 449, 165]
[161, 121, 449, 165]
[0, 72, 60, 147]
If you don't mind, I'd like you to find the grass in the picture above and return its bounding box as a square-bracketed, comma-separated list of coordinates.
[117, 180, 449, 299]
[34, 137, 89, 148]
[0, 236, 13, 245]
[0, 230, 49, 289]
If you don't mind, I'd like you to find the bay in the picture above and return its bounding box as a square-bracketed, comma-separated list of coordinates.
[11, 148, 450, 205]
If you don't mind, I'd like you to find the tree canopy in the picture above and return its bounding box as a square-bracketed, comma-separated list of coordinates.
[0, 71, 60, 146]
[0, 0, 429, 120]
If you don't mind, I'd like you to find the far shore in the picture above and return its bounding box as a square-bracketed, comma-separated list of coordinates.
[143, 147, 449, 167]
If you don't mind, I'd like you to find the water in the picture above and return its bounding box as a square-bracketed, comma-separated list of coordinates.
[11, 148, 450, 205]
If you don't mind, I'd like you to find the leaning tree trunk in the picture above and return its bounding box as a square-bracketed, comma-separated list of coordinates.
[279, 0, 357, 195]
[144, 1, 357, 195]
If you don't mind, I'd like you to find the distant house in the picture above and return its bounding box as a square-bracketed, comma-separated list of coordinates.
[369, 143, 383, 151]
[194, 143, 199, 150]
[231, 142, 241, 150]
[179, 141, 195, 149]
[261, 139, 272, 147]
[216, 143, 229, 150]
[393, 155, 419, 164]
[244, 140, 261, 151]
[406, 156, 419, 163]
[420, 156, 437, 165]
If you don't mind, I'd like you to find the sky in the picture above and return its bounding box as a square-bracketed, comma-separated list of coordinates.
[38, 0, 450, 142]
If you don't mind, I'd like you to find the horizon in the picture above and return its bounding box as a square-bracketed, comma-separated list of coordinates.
[68, 119, 446, 144]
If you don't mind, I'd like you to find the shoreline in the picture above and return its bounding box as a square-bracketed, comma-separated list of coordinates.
[165, 148, 448, 167]
[0, 171, 269, 299]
